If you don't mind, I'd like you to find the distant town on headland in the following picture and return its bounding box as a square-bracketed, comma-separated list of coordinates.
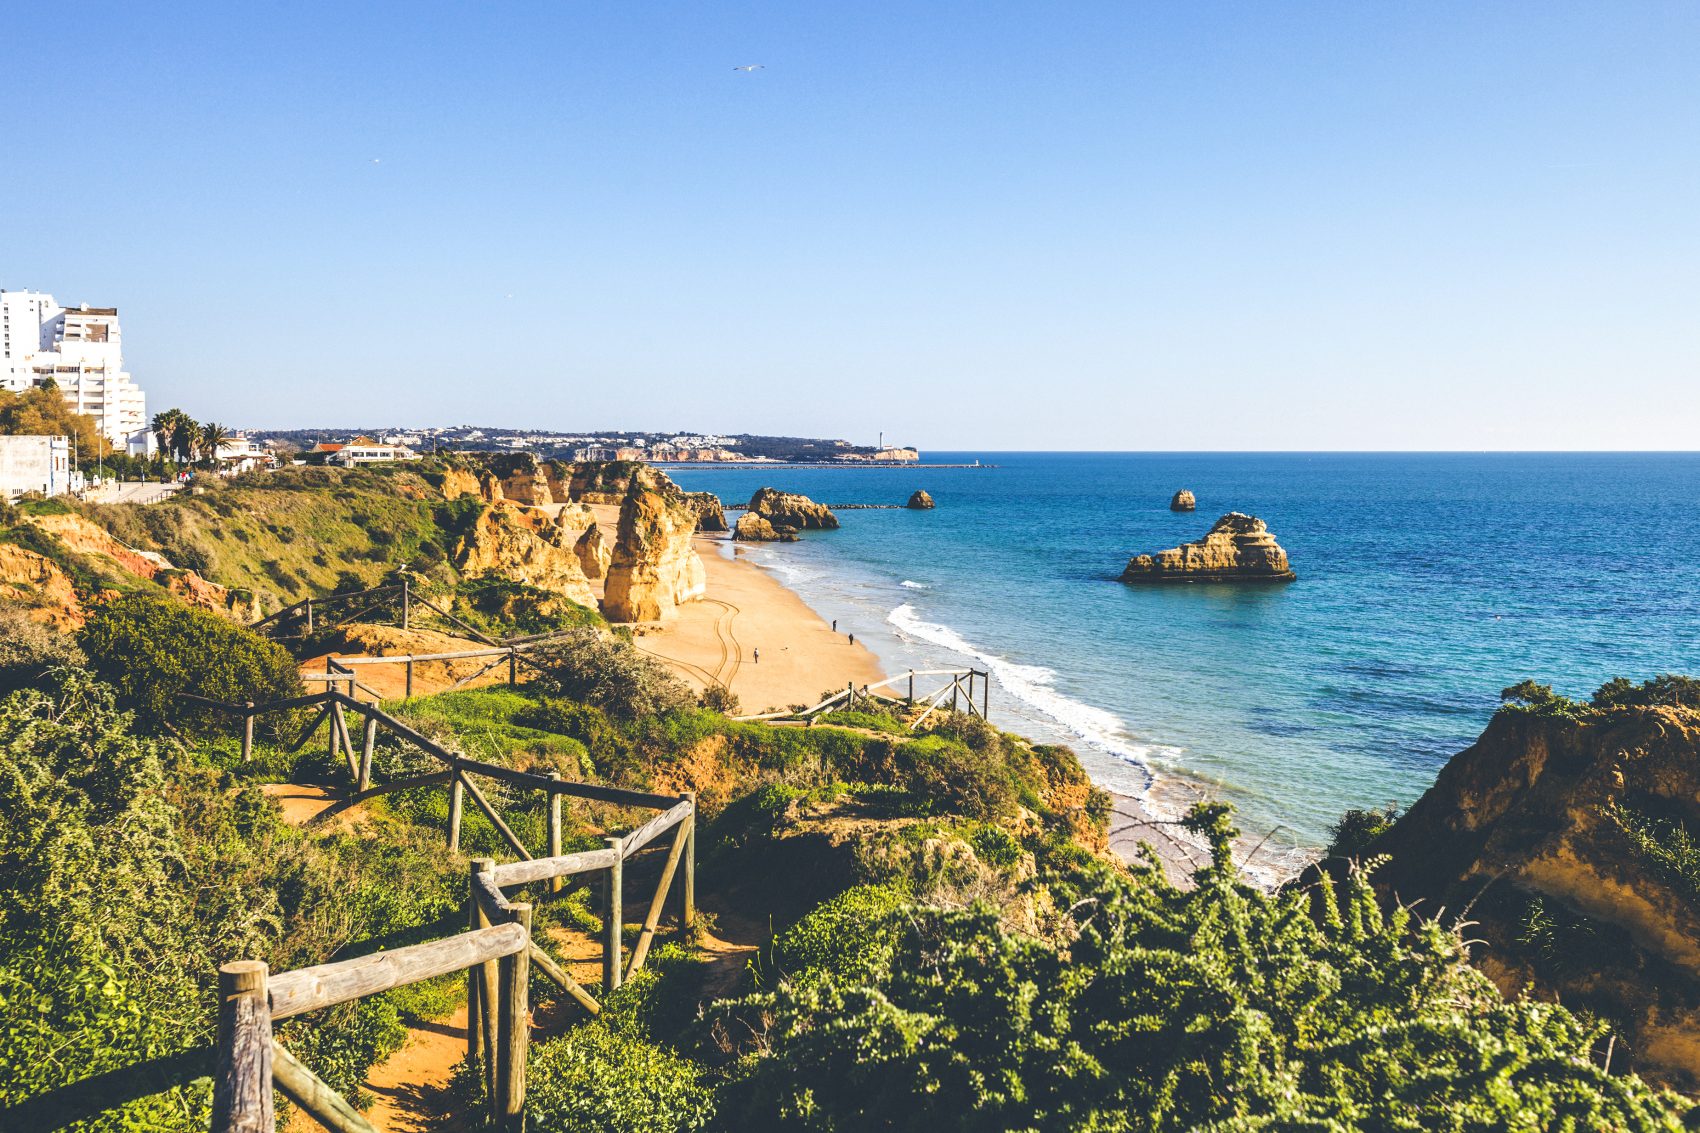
[253, 426, 920, 465]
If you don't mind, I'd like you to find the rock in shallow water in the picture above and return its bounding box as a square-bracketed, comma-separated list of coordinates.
[907, 489, 935, 510]
[1121, 512, 1295, 583]
[1170, 489, 1196, 511]
[748, 487, 839, 530]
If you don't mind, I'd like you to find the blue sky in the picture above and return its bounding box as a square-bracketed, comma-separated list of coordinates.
[3, 1, 1696, 449]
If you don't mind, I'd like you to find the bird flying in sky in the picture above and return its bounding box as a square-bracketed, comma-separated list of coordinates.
[733, 64, 764, 72]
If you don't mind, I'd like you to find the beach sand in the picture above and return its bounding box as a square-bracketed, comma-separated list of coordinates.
[633, 532, 886, 715]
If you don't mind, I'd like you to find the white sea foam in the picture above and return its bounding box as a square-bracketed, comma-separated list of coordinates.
[887, 602, 1158, 788]
[899, 580, 929, 590]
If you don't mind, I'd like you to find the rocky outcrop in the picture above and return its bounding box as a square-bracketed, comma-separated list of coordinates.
[684, 492, 728, 533]
[25, 513, 253, 618]
[1339, 703, 1700, 1088]
[1120, 512, 1295, 583]
[1170, 489, 1196, 512]
[748, 487, 839, 531]
[732, 513, 798, 543]
[907, 490, 935, 510]
[602, 471, 707, 622]
[450, 503, 597, 608]
[574, 522, 610, 580]
[0, 543, 83, 628]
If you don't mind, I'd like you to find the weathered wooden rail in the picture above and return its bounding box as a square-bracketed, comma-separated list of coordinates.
[250, 577, 499, 646]
[189, 686, 696, 1133]
[733, 667, 990, 729]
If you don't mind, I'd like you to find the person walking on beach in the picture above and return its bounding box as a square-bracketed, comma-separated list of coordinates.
[848, 633, 855, 647]
[832, 619, 837, 632]
[753, 648, 760, 664]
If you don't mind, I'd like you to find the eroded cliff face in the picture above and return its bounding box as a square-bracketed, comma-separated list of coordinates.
[450, 503, 597, 608]
[0, 543, 83, 627]
[24, 513, 257, 619]
[748, 488, 839, 531]
[1349, 706, 1700, 1089]
[1120, 512, 1294, 582]
[602, 470, 706, 622]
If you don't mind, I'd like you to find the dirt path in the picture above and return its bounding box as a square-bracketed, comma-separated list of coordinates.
[362, 1006, 472, 1133]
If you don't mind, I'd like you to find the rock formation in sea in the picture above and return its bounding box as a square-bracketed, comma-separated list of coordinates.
[1330, 691, 1700, 1088]
[1170, 489, 1196, 512]
[574, 521, 610, 580]
[602, 470, 707, 622]
[907, 489, 935, 510]
[732, 513, 798, 543]
[450, 503, 598, 608]
[747, 487, 840, 531]
[684, 491, 729, 532]
[1119, 512, 1295, 583]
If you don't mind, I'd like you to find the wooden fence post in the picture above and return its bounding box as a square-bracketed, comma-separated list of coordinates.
[359, 710, 377, 792]
[467, 860, 485, 1077]
[212, 960, 272, 1133]
[508, 650, 517, 688]
[981, 670, 989, 720]
[241, 702, 255, 763]
[305, 598, 313, 635]
[547, 774, 563, 895]
[683, 792, 696, 933]
[908, 669, 915, 703]
[496, 903, 532, 1133]
[472, 859, 500, 1107]
[401, 577, 410, 630]
[448, 773, 465, 851]
[603, 836, 623, 992]
[405, 658, 414, 701]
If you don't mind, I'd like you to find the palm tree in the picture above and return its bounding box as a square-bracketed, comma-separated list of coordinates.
[200, 422, 231, 469]
[170, 413, 199, 468]
[151, 411, 175, 464]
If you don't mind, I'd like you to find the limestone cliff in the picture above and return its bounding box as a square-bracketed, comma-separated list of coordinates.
[748, 487, 839, 531]
[450, 503, 597, 608]
[732, 513, 797, 543]
[684, 492, 729, 533]
[907, 490, 935, 510]
[1341, 702, 1700, 1089]
[1120, 512, 1295, 583]
[602, 471, 706, 622]
[574, 522, 611, 580]
[1170, 489, 1196, 512]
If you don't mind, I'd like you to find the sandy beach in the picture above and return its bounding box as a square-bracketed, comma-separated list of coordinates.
[578, 505, 886, 714]
[633, 533, 886, 715]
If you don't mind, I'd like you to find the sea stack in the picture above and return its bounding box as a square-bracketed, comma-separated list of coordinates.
[1120, 512, 1295, 583]
[907, 489, 935, 510]
[747, 487, 839, 530]
[732, 513, 798, 542]
[1170, 489, 1197, 512]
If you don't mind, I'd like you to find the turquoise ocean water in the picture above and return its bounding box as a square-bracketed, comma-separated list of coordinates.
[668, 453, 1700, 853]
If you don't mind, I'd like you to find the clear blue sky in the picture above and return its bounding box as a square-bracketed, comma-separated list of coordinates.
[3, 1, 1696, 449]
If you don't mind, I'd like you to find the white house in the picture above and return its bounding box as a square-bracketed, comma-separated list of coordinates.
[323, 437, 420, 467]
[0, 434, 81, 500]
[0, 289, 151, 453]
[214, 435, 274, 474]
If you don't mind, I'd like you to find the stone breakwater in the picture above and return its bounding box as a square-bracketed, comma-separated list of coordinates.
[1120, 512, 1296, 583]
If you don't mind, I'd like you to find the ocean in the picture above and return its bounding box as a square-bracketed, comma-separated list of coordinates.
[667, 453, 1700, 853]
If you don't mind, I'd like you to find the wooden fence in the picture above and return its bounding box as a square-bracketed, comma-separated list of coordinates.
[733, 668, 990, 730]
[250, 578, 498, 645]
[186, 686, 696, 1133]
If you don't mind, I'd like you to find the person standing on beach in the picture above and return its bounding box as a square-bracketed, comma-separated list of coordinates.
[753, 648, 760, 664]
[848, 633, 855, 647]
[832, 619, 838, 632]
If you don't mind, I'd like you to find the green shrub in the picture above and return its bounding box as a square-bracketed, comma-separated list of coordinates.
[1593, 675, 1700, 712]
[528, 629, 695, 719]
[525, 1022, 713, 1133]
[0, 604, 86, 694]
[1498, 680, 1588, 719]
[1323, 802, 1401, 859]
[78, 592, 303, 732]
[760, 885, 905, 990]
[711, 802, 1692, 1131]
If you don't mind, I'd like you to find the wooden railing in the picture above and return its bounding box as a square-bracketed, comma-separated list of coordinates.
[250, 578, 499, 645]
[733, 668, 990, 729]
[190, 686, 696, 1133]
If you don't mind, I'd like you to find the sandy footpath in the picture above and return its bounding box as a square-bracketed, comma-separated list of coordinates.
[633, 532, 886, 716]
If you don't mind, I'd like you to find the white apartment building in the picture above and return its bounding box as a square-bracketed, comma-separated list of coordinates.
[0, 434, 80, 500]
[0, 289, 151, 454]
